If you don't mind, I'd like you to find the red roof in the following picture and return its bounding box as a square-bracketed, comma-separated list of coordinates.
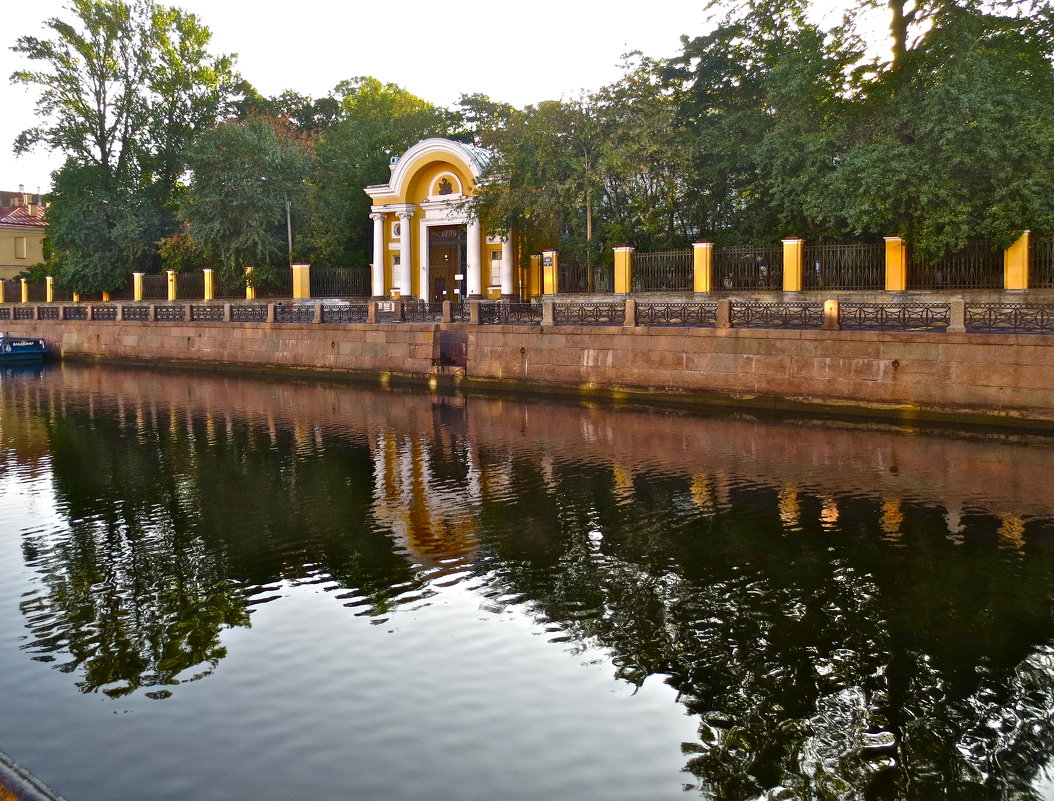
[0, 205, 47, 228]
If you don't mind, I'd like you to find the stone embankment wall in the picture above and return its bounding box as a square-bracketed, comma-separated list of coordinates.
[7, 317, 1054, 425]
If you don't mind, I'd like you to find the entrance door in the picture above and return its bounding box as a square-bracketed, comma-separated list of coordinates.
[429, 225, 466, 302]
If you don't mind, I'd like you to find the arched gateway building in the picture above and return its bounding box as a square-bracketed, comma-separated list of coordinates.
[365, 138, 517, 303]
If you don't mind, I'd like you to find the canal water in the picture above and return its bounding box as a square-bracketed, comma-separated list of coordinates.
[3, 363, 1054, 801]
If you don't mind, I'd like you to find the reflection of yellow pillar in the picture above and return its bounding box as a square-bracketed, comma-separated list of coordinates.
[693, 242, 713, 293]
[612, 462, 634, 502]
[884, 236, 907, 291]
[167, 270, 177, 301]
[881, 498, 903, 537]
[292, 263, 311, 299]
[820, 496, 839, 527]
[998, 514, 1025, 550]
[613, 247, 634, 294]
[203, 269, 215, 301]
[133, 272, 144, 301]
[245, 267, 256, 300]
[782, 237, 803, 292]
[690, 474, 715, 515]
[778, 485, 800, 529]
[45, 276, 54, 303]
[542, 250, 559, 295]
[1005, 231, 1029, 291]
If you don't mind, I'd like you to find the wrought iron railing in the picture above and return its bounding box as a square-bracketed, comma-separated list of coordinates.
[311, 267, 371, 298]
[480, 303, 543, 325]
[191, 304, 225, 322]
[177, 273, 205, 299]
[558, 259, 614, 294]
[121, 305, 149, 322]
[554, 302, 624, 326]
[93, 305, 119, 321]
[450, 302, 471, 322]
[155, 304, 186, 322]
[12, 307, 32, 320]
[63, 306, 89, 321]
[636, 302, 718, 327]
[803, 243, 884, 290]
[274, 303, 315, 323]
[839, 303, 950, 331]
[731, 301, 823, 328]
[633, 250, 693, 292]
[37, 306, 60, 321]
[231, 304, 267, 323]
[0, 307, 9, 320]
[1030, 236, 1054, 289]
[713, 246, 783, 291]
[321, 303, 369, 324]
[141, 274, 167, 299]
[26, 283, 46, 302]
[909, 241, 1002, 290]
[403, 302, 444, 322]
[965, 304, 1054, 333]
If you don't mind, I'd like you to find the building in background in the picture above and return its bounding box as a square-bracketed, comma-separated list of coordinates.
[0, 185, 46, 280]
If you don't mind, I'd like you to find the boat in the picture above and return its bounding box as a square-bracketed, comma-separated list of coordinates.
[0, 334, 47, 364]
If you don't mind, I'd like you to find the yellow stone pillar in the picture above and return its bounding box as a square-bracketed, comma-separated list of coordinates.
[133, 272, 144, 302]
[693, 242, 713, 292]
[527, 254, 542, 299]
[782, 237, 803, 292]
[613, 246, 634, 294]
[291, 262, 311, 299]
[245, 267, 256, 301]
[542, 250, 559, 295]
[1005, 231, 1030, 290]
[167, 270, 177, 301]
[72, 292, 81, 303]
[102, 290, 111, 302]
[20, 278, 28, 303]
[884, 236, 907, 292]
[203, 269, 215, 301]
[45, 276, 54, 303]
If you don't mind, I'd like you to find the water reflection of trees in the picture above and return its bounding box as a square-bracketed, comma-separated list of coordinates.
[8, 366, 1054, 797]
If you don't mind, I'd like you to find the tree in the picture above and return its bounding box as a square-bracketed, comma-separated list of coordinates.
[11, 0, 238, 290]
[182, 115, 311, 285]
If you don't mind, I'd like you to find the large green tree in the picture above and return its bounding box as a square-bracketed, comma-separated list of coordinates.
[11, 0, 238, 291]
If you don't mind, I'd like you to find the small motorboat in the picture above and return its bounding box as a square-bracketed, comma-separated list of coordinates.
[0, 334, 47, 364]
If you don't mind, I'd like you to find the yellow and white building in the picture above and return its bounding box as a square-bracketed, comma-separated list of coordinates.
[0, 188, 46, 280]
[365, 138, 517, 301]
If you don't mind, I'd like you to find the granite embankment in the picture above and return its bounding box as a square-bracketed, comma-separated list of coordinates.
[7, 315, 1054, 426]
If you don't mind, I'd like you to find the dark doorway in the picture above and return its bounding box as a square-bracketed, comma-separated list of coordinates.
[429, 225, 466, 302]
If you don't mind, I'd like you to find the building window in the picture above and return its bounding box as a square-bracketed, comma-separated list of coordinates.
[15, 237, 27, 259]
[489, 249, 502, 286]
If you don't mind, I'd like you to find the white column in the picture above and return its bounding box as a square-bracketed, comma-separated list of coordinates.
[370, 212, 386, 297]
[418, 218, 430, 304]
[466, 218, 483, 298]
[500, 234, 515, 297]
[397, 210, 414, 300]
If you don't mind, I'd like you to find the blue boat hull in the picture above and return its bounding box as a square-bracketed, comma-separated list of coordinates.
[0, 337, 48, 364]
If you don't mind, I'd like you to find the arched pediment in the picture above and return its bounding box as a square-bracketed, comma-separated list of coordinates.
[365, 138, 491, 205]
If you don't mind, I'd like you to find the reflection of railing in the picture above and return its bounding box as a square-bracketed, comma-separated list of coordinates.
[965, 304, 1054, 333]
[839, 303, 950, 331]
[731, 302, 823, 328]
[554, 302, 624, 326]
[713, 246, 783, 291]
[321, 304, 369, 324]
[633, 250, 692, 292]
[481, 303, 543, 325]
[909, 241, 1002, 290]
[803, 243, 884, 290]
[637, 302, 718, 327]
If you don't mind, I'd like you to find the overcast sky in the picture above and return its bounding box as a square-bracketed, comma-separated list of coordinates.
[1, 0, 862, 194]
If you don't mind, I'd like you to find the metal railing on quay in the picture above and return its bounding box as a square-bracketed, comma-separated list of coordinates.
[839, 303, 951, 331]
[553, 302, 625, 326]
[481, 302, 543, 325]
[450, 302, 471, 322]
[404, 302, 444, 322]
[231, 304, 267, 323]
[321, 303, 369, 324]
[633, 250, 693, 292]
[274, 303, 315, 323]
[636, 302, 718, 327]
[731, 301, 824, 328]
[121, 305, 149, 321]
[155, 304, 186, 322]
[191, 304, 225, 322]
[63, 306, 88, 321]
[965, 304, 1054, 333]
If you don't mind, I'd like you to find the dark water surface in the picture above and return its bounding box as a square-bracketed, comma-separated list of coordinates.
[4, 364, 1054, 800]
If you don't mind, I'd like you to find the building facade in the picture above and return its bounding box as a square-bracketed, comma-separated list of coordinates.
[0, 188, 46, 280]
[364, 138, 517, 301]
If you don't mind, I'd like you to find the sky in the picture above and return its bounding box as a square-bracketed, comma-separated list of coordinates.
[0, 0, 862, 194]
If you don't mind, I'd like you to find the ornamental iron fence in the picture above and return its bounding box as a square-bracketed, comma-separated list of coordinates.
[92, 305, 119, 321]
[839, 303, 950, 331]
[481, 302, 543, 325]
[965, 304, 1054, 333]
[191, 304, 225, 322]
[37, 306, 60, 321]
[1031, 237, 1054, 289]
[632, 250, 693, 292]
[274, 303, 315, 323]
[713, 246, 784, 291]
[321, 303, 369, 324]
[559, 258, 614, 294]
[803, 243, 884, 291]
[403, 302, 444, 322]
[731, 301, 824, 328]
[231, 304, 268, 323]
[636, 302, 718, 327]
[908, 241, 1002, 290]
[121, 305, 149, 322]
[553, 302, 624, 326]
[312, 267, 371, 298]
[63, 306, 89, 321]
[155, 304, 186, 322]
